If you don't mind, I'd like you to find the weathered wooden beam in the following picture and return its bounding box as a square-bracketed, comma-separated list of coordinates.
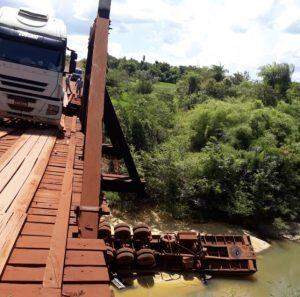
[42, 117, 77, 294]
[79, 0, 111, 239]
[102, 173, 145, 193]
[104, 90, 144, 191]
[102, 143, 123, 158]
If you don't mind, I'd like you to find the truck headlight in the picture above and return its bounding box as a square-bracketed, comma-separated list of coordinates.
[46, 104, 60, 115]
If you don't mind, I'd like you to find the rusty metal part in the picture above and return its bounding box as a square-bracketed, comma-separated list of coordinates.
[116, 247, 135, 266]
[114, 223, 131, 241]
[161, 234, 177, 252]
[99, 221, 112, 240]
[182, 256, 194, 271]
[136, 249, 156, 267]
[133, 224, 151, 242]
[105, 245, 116, 264]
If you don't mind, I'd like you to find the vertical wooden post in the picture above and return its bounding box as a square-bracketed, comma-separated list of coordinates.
[79, 0, 111, 239]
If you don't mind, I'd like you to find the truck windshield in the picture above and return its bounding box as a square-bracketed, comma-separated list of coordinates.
[0, 37, 63, 72]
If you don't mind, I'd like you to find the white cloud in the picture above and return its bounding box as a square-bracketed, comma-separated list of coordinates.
[67, 34, 89, 59]
[13, 0, 56, 15]
[4, 0, 300, 80]
[109, 42, 123, 58]
[72, 0, 97, 21]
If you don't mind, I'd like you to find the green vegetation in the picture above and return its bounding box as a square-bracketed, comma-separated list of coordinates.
[107, 56, 300, 235]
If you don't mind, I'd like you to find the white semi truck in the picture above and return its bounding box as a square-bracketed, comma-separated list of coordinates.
[0, 7, 68, 125]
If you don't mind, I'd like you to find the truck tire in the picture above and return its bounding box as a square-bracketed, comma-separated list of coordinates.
[98, 221, 111, 240]
[114, 223, 131, 241]
[116, 247, 135, 266]
[105, 246, 115, 264]
[133, 224, 151, 242]
[136, 249, 156, 267]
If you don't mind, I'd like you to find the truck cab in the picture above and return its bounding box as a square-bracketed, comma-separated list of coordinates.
[0, 7, 67, 126]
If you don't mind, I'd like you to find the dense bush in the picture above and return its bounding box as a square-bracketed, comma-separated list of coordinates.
[107, 56, 300, 232]
[136, 79, 153, 94]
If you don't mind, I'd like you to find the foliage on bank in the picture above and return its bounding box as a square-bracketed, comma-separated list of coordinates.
[107, 56, 300, 234]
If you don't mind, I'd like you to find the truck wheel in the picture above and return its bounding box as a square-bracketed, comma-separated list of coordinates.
[105, 246, 115, 264]
[136, 249, 156, 267]
[116, 247, 135, 266]
[114, 223, 131, 241]
[133, 224, 151, 242]
[98, 222, 111, 240]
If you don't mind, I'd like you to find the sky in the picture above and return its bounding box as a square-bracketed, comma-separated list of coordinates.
[2, 0, 300, 80]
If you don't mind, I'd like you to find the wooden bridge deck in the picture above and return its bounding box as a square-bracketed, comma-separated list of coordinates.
[0, 117, 112, 297]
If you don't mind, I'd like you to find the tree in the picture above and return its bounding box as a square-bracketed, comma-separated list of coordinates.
[119, 58, 139, 75]
[230, 71, 250, 85]
[211, 64, 228, 82]
[258, 62, 294, 96]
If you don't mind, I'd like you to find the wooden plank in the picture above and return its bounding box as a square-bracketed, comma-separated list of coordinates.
[72, 193, 81, 205]
[16, 235, 51, 249]
[9, 135, 56, 213]
[40, 288, 61, 297]
[28, 208, 57, 216]
[63, 266, 110, 283]
[0, 133, 31, 172]
[65, 250, 106, 266]
[67, 238, 106, 251]
[79, 3, 111, 239]
[27, 214, 56, 224]
[0, 211, 27, 277]
[30, 202, 59, 210]
[35, 190, 61, 198]
[0, 134, 39, 192]
[0, 130, 10, 138]
[21, 222, 53, 237]
[43, 117, 77, 290]
[38, 185, 62, 191]
[0, 135, 49, 213]
[33, 197, 59, 204]
[63, 284, 111, 297]
[68, 226, 79, 238]
[0, 212, 13, 235]
[1, 266, 44, 282]
[8, 249, 48, 265]
[0, 284, 41, 297]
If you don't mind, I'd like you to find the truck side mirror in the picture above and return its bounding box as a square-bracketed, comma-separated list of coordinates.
[69, 51, 78, 74]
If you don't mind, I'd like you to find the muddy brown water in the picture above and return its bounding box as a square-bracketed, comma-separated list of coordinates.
[111, 214, 300, 297]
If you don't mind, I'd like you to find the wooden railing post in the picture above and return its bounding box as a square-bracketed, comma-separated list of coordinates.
[79, 0, 111, 239]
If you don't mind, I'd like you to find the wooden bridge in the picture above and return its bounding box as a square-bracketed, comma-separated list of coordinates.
[0, 1, 257, 296]
[0, 1, 142, 296]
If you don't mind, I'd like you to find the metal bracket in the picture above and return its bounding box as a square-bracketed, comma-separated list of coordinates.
[75, 205, 102, 217]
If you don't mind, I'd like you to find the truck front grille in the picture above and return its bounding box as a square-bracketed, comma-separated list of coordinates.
[8, 103, 34, 112]
[2, 80, 45, 92]
[0, 74, 48, 87]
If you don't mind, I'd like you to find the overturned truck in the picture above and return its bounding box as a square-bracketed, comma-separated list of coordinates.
[97, 222, 257, 279]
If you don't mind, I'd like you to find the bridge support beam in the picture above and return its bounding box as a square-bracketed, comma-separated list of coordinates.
[79, 0, 111, 239]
